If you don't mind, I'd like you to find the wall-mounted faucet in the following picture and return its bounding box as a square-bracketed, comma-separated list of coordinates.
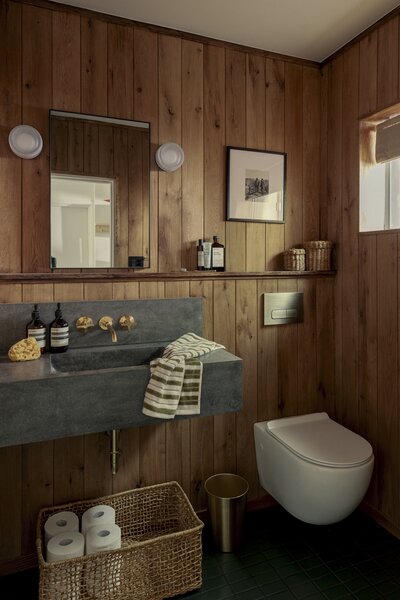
[119, 314, 135, 330]
[99, 316, 117, 343]
[76, 316, 94, 333]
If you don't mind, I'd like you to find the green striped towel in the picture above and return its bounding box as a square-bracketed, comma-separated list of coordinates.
[142, 332, 225, 419]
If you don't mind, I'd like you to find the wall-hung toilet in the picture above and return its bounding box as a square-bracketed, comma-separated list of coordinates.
[254, 412, 374, 525]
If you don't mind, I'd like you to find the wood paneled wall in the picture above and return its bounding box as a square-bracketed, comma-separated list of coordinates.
[0, 0, 331, 573]
[0, 0, 320, 274]
[0, 277, 334, 571]
[321, 13, 400, 534]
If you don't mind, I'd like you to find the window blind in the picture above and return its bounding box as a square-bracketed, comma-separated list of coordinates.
[375, 114, 400, 163]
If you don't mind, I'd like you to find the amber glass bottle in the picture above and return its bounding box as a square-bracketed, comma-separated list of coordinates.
[50, 303, 69, 353]
[211, 235, 225, 271]
[26, 304, 46, 354]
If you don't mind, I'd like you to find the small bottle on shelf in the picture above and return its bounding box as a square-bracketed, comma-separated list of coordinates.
[197, 239, 204, 270]
[211, 235, 225, 271]
[26, 304, 46, 354]
[50, 303, 69, 353]
[203, 239, 212, 270]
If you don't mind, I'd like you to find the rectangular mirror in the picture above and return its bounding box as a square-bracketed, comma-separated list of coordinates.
[50, 110, 150, 269]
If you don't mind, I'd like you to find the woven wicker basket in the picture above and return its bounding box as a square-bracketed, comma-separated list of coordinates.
[304, 241, 333, 271]
[283, 248, 306, 271]
[36, 481, 204, 600]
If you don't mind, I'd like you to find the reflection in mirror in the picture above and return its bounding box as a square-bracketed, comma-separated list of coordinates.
[50, 110, 150, 269]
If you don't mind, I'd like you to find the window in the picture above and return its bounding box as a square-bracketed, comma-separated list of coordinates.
[360, 108, 400, 232]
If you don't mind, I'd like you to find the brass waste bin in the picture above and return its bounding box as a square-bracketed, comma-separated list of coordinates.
[204, 473, 249, 553]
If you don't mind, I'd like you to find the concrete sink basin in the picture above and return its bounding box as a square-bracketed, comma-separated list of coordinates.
[50, 344, 165, 373]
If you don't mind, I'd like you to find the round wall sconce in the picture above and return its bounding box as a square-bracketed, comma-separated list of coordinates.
[8, 125, 43, 159]
[155, 142, 184, 172]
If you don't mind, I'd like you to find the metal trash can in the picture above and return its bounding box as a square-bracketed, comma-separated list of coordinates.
[204, 473, 249, 552]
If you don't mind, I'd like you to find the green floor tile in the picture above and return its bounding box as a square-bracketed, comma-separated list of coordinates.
[229, 577, 258, 594]
[260, 579, 289, 596]
[234, 587, 265, 600]
[322, 583, 354, 599]
[315, 574, 343, 591]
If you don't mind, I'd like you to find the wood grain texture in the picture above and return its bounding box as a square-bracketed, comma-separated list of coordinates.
[108, 23, 133, 119]
[52, 11, 80, 111]
[81, 16, 108, 115]
[22, 4, 51, 272]
[377, 17, 399, 109]
[0, 0, 22, 272]
[225, 49, 246, 272]
[181, 41, 204, 271]
[302, 67, 320, 242]
[359, 31, 378, 116]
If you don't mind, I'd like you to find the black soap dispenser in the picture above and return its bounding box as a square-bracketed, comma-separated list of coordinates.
[50, 303, 69, 353]
[26, 304, 46, 354]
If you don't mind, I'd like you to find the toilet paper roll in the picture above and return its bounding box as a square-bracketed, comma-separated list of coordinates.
[81, 504, 115, 536]
[44, 511, 79, 545]
[85, 523, 121, 555]
[46, 531, 85, 563]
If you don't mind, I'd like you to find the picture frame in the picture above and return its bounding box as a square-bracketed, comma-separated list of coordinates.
[226, 146, 286, 223]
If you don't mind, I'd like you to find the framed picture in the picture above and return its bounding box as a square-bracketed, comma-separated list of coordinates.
[226, 146, 286, 223]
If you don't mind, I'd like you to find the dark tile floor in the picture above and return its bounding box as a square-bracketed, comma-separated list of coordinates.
[2, 506, 400, 599]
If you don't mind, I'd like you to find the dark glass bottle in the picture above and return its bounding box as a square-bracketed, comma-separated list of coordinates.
[197, 239, 204, 270]
[50, 303, 69, 353]
[26, 304, 46, 354]
[211, 235, 225, 271]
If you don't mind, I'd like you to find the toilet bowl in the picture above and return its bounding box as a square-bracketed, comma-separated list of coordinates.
[254, 412, 374, 525]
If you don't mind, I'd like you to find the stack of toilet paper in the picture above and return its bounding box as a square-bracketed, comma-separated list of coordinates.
[43, 505, 122, 598]
[44, 504, 121, 562]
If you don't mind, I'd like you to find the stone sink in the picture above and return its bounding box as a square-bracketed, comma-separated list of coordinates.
[0, 298, 243, 448]
[50, 344, 165, 373]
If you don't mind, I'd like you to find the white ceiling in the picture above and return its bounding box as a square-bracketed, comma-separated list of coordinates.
[52, 0, 400, 62]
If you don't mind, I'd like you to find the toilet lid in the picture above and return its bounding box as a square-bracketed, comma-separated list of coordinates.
[266, 412, 373, 467]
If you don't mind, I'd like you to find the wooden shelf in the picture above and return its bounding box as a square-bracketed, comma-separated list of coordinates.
[0, 270, 336, 284]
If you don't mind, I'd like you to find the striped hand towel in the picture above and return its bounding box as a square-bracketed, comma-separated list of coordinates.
[142, 332, 225, 419]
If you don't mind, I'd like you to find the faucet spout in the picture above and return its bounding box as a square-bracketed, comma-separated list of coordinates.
[98, 316, 118, 343]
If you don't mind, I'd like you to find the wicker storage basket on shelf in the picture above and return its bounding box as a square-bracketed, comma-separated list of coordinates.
[36, 481, 204, 600]
[283, 248, 306, 271]
[304, 241, 333, 271]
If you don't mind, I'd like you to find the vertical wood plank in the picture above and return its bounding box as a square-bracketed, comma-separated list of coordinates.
[213, 281, 236, 474]
[316, 278, 335, 416]
[297, 279, 317, 414]
[204, 45, 226, 244]
[377, 234, 398, 521]
[0, 1, 21, 273]
[359, 30, 378, 116]
[246, 54, 266, 272]
[134, 28, 158, 272]
[302, 67, 320, 242]
[113, 127, 129, 266]
[189, 280, 214, 509]
[181, 41, 203, 271]
[108, 23, 133, 119]
[265, 59, 285, 269]
[377, 17, 399, 108]
[225, 49, 246, 272]
[340, 45, 359, 431]
[164, 281, 191, 496]
[277, 279, 298, 417]
[22, 4, 51, 272]
[320, 66, 328, 241]
[236, 280, 258, 500]
[138, 281, 166, 486]
[257, 279, 278, 422]
[358, 235, 378, 508]
[327, 57, 343, 420]
[284, 63, 303, 250]
[52, 11, 80, 112]
[158, 35, 182, 272]
[81, 16, 108, 115]
[21, 441, 54, 555]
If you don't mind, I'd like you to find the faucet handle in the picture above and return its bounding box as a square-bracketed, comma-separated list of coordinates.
[119, 315, 135, 331]
[76, 316, 94, 332]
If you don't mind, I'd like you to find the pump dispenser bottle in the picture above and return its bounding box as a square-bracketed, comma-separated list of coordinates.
[26, 304, 46, 354]
[50, 303, 69, 353]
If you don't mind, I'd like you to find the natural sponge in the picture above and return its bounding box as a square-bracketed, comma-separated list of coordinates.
[8, 337, 41, 362]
